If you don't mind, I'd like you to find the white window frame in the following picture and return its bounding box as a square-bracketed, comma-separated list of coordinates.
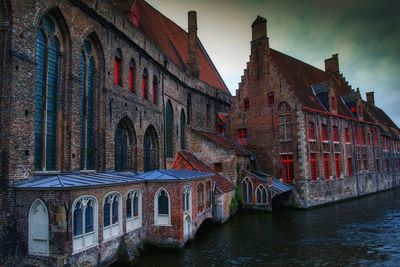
[29, 199, 49, 256]
[103, 192, 122, 241]
[154, 187, 171, 226]
[242, 178, 253, 204]
[183, 185, 192, 214]
[126, 189, 142, 232]
[72, 195, 98, 253]
[255, 185, 268, 205]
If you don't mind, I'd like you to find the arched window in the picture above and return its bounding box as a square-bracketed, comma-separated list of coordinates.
[142, 68, 148, 99]
[183, 185, 191, 212]
[114, 48, 122, 86]
[126, 189, 142, 231]
[143, 125, 160, 171]
[206, 180, 212, 208]
[129, 59, 135, 93]
[279, 103, 294, 182]
[242, 178, 253, 204]
[80, 40, 95, 170]
[29, 199, 49, 256]
[103, 192, 122, 240]
[115, 117, 136, 172]
[72, 196, 98, 252]
[152, 76, 158, 104]
[197, 183, 204, 208]
[180, 110, 186, 150]
[154, 188, 170, 225]
[165, 100, 174, 158]
[34, 16, 61, 171]
[256, 185, 268, 204]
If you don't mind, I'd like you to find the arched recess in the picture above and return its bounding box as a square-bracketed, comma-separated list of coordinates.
[242, 178, 253, 204]
[29, 199, 49, 256]
[180, 109, 186, 150]
[143, 124, 159, 171]
[255, 185, 268, 204]
[165, 100, 174, 158]
[115, 116, 136, 172]
[34, 8, 71, 172]
[154, 187, 171, 225]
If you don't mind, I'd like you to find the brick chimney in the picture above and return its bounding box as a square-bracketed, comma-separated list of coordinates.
[187, 11, 199, 78]
[250, 16, 269, 60]
[325, 54, 339, 75]
[252, 16, 267, 41]
[366, 91, 375, 105]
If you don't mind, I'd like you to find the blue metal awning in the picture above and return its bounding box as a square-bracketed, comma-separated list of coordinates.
[14, 170, 213, 190]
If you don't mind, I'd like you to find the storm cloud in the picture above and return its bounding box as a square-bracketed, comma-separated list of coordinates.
[147, 0, 400, 126]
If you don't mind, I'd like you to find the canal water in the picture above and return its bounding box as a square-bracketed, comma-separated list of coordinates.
[135, 188, 400, 266]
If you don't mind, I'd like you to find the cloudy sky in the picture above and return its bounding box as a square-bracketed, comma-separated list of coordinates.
[147, 0, 400, 126]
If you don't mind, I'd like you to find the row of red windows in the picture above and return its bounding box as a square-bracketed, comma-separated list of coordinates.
[242, 93, 275, 110]
[310, 153, 352, 181]
[114, 53, 158, 104]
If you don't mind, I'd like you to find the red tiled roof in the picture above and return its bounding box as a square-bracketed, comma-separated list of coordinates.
[172, 151, 235, 194]
[195, 130, 253, 157]
[129, 0, 229, 93]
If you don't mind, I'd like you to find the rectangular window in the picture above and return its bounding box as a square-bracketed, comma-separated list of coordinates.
[309, 122, 315, 140]
[333, 126, 339, 142]
[362, 153, 368, 171]
[114, 57, 120, 86]
[237, 128, 247, 145]
[244, 98, 250, 110]
[354, 126, 359, 145]
[268, 93, 274, 106]
[142, 75, 148, 99]
[323, 154, 330, 179]
[335, 154, 340, 178]
[345, 128, 350, 143]
[321, 124, 328, 141]
[281, 154, 294, 183]
[310, 153, 317, 181]
[360, 126, 365, 145]
[129, 66, 134, 92]
[347, 158, 353, 176]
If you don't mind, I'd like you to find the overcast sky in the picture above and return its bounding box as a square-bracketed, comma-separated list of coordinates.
[147, 0, 400, 126]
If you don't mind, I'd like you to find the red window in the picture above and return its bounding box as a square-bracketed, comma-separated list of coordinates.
[114, 57, 121, 86]
[335, 154, 340, 178]
[351, 106, 356, 114]
[310, 153, 317, 181]
[268, 93, 274, 106]
[281, 154, 293, 183]
[333, 126, 339, 142]
[367, 133, 371, 146]
[354, 127, 359, 145]
[244, 98, 250, 110]
[347, 158, 353, 176]
[129, 65, 134, 92]
[323, 154, 330, 179]
[345, 128, 350, 143]
[372, 128, 378, 146]
[142, 71, 148, 99]
[237, 128, 247, 145]
[331, 96, 336, 110]
[309, 122, 315, 140]
[152, 77, 158, 104]
[321, 124, 328, 141]
[362, 153, 368, 171]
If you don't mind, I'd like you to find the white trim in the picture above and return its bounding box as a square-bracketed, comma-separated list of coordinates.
[126, 188, 142, 232]
[154, 187, 171, 226]
[102, 191, 122, 241]
[29, 199, 49, 256]
[255, 184, 268, 205]
[242, 177, 253, 204]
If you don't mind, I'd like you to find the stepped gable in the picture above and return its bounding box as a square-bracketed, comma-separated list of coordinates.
[172, 151, 235, 194]
[269, 49, 354, 117]
[128, 0, 229, 93]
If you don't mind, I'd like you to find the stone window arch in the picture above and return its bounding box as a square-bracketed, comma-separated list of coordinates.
[142, 68, 149, 99]
[115, 117, 136, 172]
[154, 188, 171, 225]
[180, 109, 186, 150]
[183, 185, 191, 212]
[29, 199, 49, 256]
[126, 189, 142, 231]
[129, 58, 136, 93]
[114, 48, 123, 86]
[103, 192, 122, 240]
[256, 185, 268, 204]
[165, 100, 174, 158]
[152, 75, 158, 104]
[72, 196, 98, 252]
[143, 125, 160, 171]
[242, 178, 253, 204]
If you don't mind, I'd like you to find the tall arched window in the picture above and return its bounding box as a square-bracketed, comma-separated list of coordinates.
[256, 185, 268, 204]
[103, 192, 122, 240]
[142, 68, 148, 99]
[34, 16, 61, 171]
[115, 117, 136, 172]
[154, 188, 170, 225]
[197, 183, 204, 208]
[242, 178, 253, 204]
[126, 189, 142, 231]
[279, 102, 294, 182]
[183, 185, 191, 212]
[180, 110, 186, 150]
[165, 100, 174, 158]
[152, 76, 158, 104]
[129, 59, 135, 93]
[29, 199, 49, 256]
[80, 40, 95, 170]
[114, 48, 122, 86]
[72, 196, 98, 252]
[143, 125, 160, 171]
[206, 180, 212, 208]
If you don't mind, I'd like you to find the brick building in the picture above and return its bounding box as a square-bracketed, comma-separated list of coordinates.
[230, 16, 400, 208]
[0, 0, 245, 266]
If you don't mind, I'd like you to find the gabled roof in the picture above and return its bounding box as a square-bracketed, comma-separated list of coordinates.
[364, 101, 398, 130]
[195, 130, 254, 157]
[128, 0, 229, 93]
[172, 151, 235, 194]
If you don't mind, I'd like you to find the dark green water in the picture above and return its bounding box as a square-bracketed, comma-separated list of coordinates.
[136, 188, 400, 267]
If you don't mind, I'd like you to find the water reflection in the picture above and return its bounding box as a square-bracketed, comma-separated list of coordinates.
[136, 188, 400, 266]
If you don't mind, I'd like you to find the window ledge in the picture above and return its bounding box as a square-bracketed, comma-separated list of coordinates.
[72, 243, 99, 255]
[154, 224, 172, 227]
